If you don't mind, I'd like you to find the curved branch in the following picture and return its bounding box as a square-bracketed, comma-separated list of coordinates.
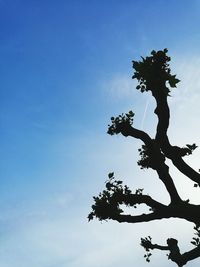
[116, 193, 166, 210]
[120, 124, 152, 145]
[112, 212, 170, 224]
[153, 90, 170, 142]
[152, 86, 200, 185]
[171, 157, 200, 185]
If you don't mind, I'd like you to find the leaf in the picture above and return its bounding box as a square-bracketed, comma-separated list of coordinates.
[128, 110, 134, 116]
[88, 212, 94, 221]
[105, 182, 112, 190]
[108, 172, 114, 178]
[168, 75, 180, 88]
[186, 143, 197, 150]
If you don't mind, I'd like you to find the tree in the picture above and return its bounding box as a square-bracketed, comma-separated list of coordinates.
[88, 49, 200, 267]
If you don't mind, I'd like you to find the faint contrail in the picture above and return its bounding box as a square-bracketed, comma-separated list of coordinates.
[141, 99, 149, 130]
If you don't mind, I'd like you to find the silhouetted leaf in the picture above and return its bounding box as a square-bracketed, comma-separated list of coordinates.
[108, 172, 114, 178]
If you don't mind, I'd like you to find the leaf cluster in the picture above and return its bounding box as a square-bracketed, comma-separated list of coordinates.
[137, 145, 151, 169]
[185, 143, 198, 155]
[107, 111, 134, 135]
[191, 225, 200, 247]
[88, 172, 132, 221]
[141, 236, 153, 262]
[132, 49, 180, 95]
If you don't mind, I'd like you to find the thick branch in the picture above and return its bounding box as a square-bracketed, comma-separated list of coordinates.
[181, 246, 200, 265]
[116, 193, 166, 210]
[112, 212, 170, 224]
[152, 87, 200, 185]
[109, 192, 200, 224]
[153, 90, 170, 141]
[171, 157, 200, 185]
[118, 123, 152, 145]
[112, 202, 200, 225]
[156, 165, 182, 204]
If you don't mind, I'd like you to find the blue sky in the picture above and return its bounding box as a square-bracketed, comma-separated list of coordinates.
[1, 1, 200, 266]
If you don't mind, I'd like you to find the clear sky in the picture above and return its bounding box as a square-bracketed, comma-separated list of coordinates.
[1, 1, 200, 266]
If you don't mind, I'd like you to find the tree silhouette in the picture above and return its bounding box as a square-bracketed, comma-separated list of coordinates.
[88, 49, 200, 267]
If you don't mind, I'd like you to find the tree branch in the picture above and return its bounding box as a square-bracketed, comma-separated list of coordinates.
[141, 237, 200, 267]
[171, 156, 200, 185]
[107, 113, 152, 146]
[120, 124, 152, 145]
[112, 212, 170, 224]
[108, 115, 182, 204]
[152, 85, 200, 185]
[181, 246, 200, 265]
[115, 193, 166, 210]
[156, 165, 182, 204]
[88, 176, 171, 223]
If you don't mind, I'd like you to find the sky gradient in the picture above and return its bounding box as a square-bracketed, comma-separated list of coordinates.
[1, 1, 200, 266]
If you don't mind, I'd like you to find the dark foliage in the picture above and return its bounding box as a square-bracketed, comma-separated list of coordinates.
[88, 49, 200, 266]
